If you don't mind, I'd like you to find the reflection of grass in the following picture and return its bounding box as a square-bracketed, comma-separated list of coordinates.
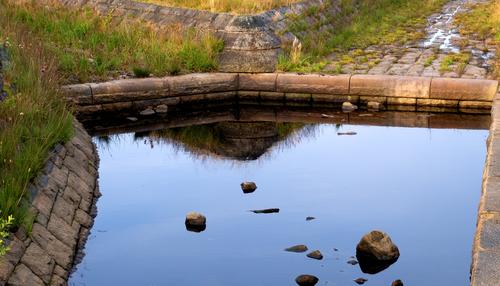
[279, 0, 447, 72]
[139, 0, 299, 14]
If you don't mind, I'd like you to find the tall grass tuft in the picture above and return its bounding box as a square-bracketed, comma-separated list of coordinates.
[140, 0, 299, 14]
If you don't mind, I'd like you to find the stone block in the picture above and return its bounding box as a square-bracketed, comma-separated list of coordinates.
[91, 78, 168, 103]
[471, 248, 500, 286]
[179, 94, 205, 104]
[7, 264, 43, 286]
[359, 96, 387, 104]
[277, 73, 350, 95]
[459, 101, 492, 110]
[417, 99, 459, 107]
[483, 176, 500, 213]
[260, 91, 284, 102]
[205, 91, 237, 102]
[20, 243, 54, 283]
[285, 93, 311, 103]
[222, 31, 281, 50]
[387, 97, 417, 106]
[238, 91, 259, 100]
[218, 49, 279, 73]
[350, 75, 431, 98]
[169, 73, 238, 95]
[100, 102, 133, 112]
[52, 197, 77, 225]
[311, 94, 359, 103]
[430, 78, 498, 101]
[238, 73, 277, 91]
[61, 84, 92, 105]
[47, 215, 79, 249]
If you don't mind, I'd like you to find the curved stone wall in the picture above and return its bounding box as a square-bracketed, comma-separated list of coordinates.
[62, 73, 498, 116]
[0, 121, 99, 286]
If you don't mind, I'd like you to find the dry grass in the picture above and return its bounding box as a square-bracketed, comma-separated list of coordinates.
[139, 0, 299, 14]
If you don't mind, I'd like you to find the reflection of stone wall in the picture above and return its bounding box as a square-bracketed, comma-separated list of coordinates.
[0, 121, 99, 286]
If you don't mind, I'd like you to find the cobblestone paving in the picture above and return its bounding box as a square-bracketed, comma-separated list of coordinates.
[323, 0, 496, 79]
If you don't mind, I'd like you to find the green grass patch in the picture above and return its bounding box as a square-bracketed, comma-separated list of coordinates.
[280, 0, 448, 71]
[139, 0, 299, 14]
[1, 0, 223, 83]
[455, 1, 500, 78]
[439, 52, 470, 74]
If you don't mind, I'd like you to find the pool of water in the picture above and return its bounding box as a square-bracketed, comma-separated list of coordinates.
[70, 121, 487, 286]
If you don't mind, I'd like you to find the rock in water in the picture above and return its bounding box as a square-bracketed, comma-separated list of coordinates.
[306, 250, 323, 260]
[342, 102, 358, 112]
[241, 182, 257, 193]
[356, 230, 400, 274]
[251, 208, 279, 214]
[155, 104, 168, 114]
[285, 245, 308, 253]
[347, 259, 358, 265]
[185, 212, 206, 232]
[295, 274, 319, 286]
[392, 279, 404, 286]
[306, 216, 316, 221]
[354, 278, 368, 285]
[367, 101, 381, 111]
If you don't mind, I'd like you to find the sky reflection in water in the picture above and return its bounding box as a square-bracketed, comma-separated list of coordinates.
[70, 123, 487, 286]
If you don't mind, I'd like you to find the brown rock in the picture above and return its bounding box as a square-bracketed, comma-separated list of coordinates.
[241, 182, 257, 193]
[354, 278, 368, 285]
[295, 274, 319, 286]
[356, 230, 400, 274]
[392, 279, 404, 286]
[306, 250, 323, 260]
[185, 212, 206, 232]
[8, 264, 44, 286]
[21, 243, 55, 283]
[285, 245, 308, 253]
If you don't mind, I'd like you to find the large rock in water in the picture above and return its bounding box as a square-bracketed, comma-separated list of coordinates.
[356, 230, 400, 274]
[295, 274, 319, 286]
[241, 182, 257, 193]
[185, 212, 206, 232]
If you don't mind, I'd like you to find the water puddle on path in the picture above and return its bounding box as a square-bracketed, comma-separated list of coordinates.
[70, 109, 488, 286]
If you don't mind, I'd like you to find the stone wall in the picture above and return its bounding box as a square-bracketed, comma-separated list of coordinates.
[62, 73, 499, 116]
[0, 120, 100, 286]
[471, 92, 500, 286]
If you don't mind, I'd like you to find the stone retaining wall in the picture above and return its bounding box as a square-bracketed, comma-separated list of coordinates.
[62, 73, 499, 115]
[471, 92, 500, 286]
[57, 0, 325, 72]
[0, 120, 99, 286]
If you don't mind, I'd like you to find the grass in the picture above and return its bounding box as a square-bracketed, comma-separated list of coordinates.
[279, 0, 448, 72]
[0, 0, 224, 234]
[1, 0, 223, 83]
[439, 52, 470, 74]
[0, 34, 73, 230]
[139, 0, 299, 14]
[455, 0, 500, 78]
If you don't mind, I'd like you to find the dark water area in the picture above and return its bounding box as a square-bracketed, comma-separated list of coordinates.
[70, 115, 488, 286]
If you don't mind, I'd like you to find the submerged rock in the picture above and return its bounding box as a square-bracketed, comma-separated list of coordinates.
[356, 230, 400, 274]
[342, 102, 358, 112]
[241, 182, 257, 193]
[139, 108, 155, 116]
[354, 278, 368, 285]
[392, 279, 404, 286]
[251, 208, 279, 214]
[185, 212, 206, 232]
[295, 274, 319, 286]
[306, 250, 323, 260]
[155, 104, 168, 114]
[347, 259, 358, 265]
[337, 131, 357, 136]
[285, 245, 308, 253]
[305, 216, 316, 221]
[367, 101, 381, 111]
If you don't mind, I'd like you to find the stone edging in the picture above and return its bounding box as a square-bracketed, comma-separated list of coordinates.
[0, 120, 99, 286]
[471, 92, 500, 285]
[62, 73, 499, 115]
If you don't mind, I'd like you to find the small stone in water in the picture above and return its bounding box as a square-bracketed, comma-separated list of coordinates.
[126, 117, 138, 122]
[333, 248, 339, 252]
[367, 101, 381, 110]
[306, 216, 315, 221]
[392, 280, 404, 286]
[185, 212, 206, 232]
[251, 208, 279, 214]
[241, 182, 257, 193]
[155, 104, 168, 114]
[354, 278, 368, 285]
[285, 245, 308, 253]
[139, 108, 155, 116]
[338, 132, 357, 136]
[342, 102, 358, 112]
[295, 274, 319, 286]
[347, 259, 359, 265]
[306, 250, 323, 260]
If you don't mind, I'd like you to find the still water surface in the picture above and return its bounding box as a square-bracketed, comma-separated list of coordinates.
[70, 123, 487, 286]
